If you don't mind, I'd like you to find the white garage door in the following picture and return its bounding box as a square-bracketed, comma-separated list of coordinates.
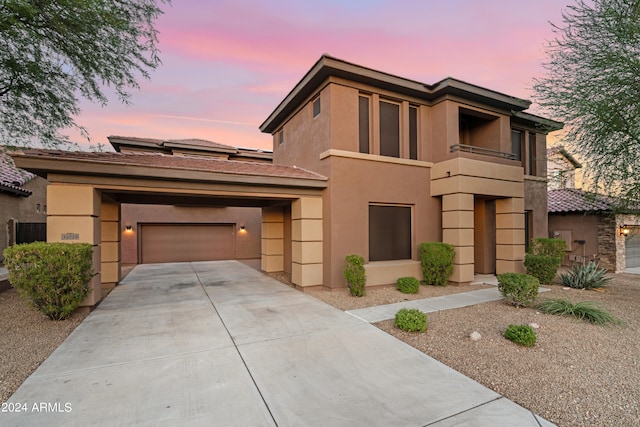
[625, 228, 640, 268]
[140, 224, 235, 264]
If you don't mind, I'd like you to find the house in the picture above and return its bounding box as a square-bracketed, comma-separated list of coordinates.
[546, 147, 640, 271]
[0, 147, 48, 262]
[260, 55, 562, 287]
[9, 55, 564, 306]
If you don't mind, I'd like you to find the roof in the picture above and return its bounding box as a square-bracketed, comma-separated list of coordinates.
[0, 147, 35, 197]
[9, 149, 327, 188]
[548, 188, 616, 213]
[547, 146, 582, 169]
[260, 54, 563, 133]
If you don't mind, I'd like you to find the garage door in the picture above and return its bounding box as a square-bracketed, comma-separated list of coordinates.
[140, 224, 235, 264]
[625, 228, 640, 268]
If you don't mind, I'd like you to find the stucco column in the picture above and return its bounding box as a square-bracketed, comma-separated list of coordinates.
[101, 201, 121, 290]
[261, 207, 284, 272]
[46, 185, 102, 306]
[291, 197, 323, 288]
[496, 197, 526, 274]
[442, 193, 474, 284]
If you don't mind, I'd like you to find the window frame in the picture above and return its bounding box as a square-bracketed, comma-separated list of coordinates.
[312, 97, 321, 118]
[368, 203, 413, 262]
[379, 99, 401, 158]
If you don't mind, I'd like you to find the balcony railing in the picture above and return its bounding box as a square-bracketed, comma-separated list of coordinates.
[450, 144, 517, 160]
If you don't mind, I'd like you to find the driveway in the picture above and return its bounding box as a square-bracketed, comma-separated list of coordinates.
[2, 261, 553, 426]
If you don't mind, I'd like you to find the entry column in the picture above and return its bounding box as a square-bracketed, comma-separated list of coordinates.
[101, 201, 121, 291]
[442, 193, 474, 284]
[261, 207, 284, 272]
[291, 197, 323, 288]
[496, 197, 526, 274]
[46, 185, 102, 306]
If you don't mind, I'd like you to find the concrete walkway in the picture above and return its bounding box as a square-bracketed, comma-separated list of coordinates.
[2, 261, 554, 426]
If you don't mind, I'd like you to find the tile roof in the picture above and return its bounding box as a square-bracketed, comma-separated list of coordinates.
[13, 149, 327, 182]
[0, 147, 35, 196]
[548, 188, 615, 213]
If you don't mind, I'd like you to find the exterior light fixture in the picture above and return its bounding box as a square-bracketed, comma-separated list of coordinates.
[619, 225, 630, 237]
[239, 225, 246, 232]
[125, 225, 133, 232]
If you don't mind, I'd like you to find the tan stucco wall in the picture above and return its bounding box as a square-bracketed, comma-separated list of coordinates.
[549, 213, 599, 264]
[524, 177, 549, 240]
[120, 204, 262, 264]
[0, 177, 48, 261]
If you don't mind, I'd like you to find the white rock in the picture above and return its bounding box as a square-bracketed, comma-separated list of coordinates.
[470, 331, 482, 341]
[530, 323, 540, 329]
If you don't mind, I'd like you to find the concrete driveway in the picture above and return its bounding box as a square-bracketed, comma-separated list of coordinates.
[2, 261, 553, 426]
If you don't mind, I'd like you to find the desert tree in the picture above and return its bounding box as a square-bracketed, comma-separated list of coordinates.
[533, 0, 640, 208]
[0, 0, 168, 147]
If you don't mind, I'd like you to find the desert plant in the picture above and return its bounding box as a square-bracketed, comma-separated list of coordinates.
[344, 254, 366, 297]
[536, 299, 621, 325]
[394, 308, 427, 332]
[396, 277, 420, 294]
[3, 242, 94, 320]
[524, 254, 561, 285]
[528, 238, 566, 260]
[497, 273, 540, 307]
[504, 324, 537, 347]
[560, 261, 611, 290]
[419, 242, 455, 286]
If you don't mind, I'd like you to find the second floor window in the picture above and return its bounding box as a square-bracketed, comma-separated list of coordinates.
[380, 100, 400, 157]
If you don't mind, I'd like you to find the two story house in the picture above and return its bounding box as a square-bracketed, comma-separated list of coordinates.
[260, 55, 562, 287]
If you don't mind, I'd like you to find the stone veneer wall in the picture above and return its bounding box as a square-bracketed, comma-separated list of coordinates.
[596, 215, 616, 271]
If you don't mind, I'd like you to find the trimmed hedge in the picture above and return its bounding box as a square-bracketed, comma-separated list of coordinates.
[528, 238, 566, 260]
[344, 254, 366, 297]
[396, 277, 420, 294]
[419, 242, 455, 286]
[524, 254, 561, 286]
[3, 242, 94, 320]
[497, 272, 540, 307]
[395, 308, 427, 332]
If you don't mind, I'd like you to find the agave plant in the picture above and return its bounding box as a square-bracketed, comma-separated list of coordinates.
[560, 261, 611, 290]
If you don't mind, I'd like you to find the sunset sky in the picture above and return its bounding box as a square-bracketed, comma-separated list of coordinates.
[67, 0, 570, 151]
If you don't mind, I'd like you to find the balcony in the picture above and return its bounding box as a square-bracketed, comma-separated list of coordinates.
[450, 144, 517, 161]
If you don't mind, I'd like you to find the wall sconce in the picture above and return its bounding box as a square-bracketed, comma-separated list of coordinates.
[239, 225, 247, 233]
[619, 225, 630, 237]
[124, 225, 133, 233]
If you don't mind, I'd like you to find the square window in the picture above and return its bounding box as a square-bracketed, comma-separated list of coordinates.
[369, 205, 412, 261]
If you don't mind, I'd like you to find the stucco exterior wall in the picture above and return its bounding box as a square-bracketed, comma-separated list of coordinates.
[524, 178, 549, 240]
[548, 213, 599, 264]
[0, 176, 48, 261]
[120, 204, 262, 264]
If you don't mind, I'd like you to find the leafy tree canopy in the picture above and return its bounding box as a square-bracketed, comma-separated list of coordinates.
[0, 0, 168, 147]
[533, 0, 640, 208]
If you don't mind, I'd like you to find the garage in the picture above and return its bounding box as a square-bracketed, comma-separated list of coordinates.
[140, 224, 235, 264]
[626, 227, 640, 268]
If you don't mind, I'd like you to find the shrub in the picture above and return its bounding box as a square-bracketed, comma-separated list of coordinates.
[394, 308, 427, 332]
[528, 238, 566, 260]
[3, 242, 94, 320]
[344, 254, 366, 297]
[504, 324, 537, 347]
[396, 277, 420, 294]
[419, 242, 455, 287]
[536, 298, 621, 325]
[524, 254, 561, 285]
[497, 273, 540, 307]
[560, 261, 611, 290]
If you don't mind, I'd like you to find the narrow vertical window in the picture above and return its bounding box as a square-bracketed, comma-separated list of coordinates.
[379, 100, 400, 157]
[511, 129, 522, 161]
[528, 132, 536, 175]
[279, 129, 284, 145]
[312, 97, 321, 118]
[358, 96, 370, 154]
[409, 106, 418, 160]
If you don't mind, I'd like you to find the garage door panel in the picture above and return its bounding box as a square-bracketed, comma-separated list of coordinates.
[626, 231, 640, 268]
[141, 224, 235, 264]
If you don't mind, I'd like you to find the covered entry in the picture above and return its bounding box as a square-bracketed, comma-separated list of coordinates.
[10, 149, 327, 306]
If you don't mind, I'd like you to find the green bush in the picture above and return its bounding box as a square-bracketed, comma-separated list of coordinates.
[536, 299, 621, 325]
[3, 242, 94, 320]
[497, 273, 540, 307]
[344, 254, 366, 297]
[504, 324, 537, 347]
[396, 277, 420, 294]
[419, 242, 455, 287]
[560, 261, 611, 290]
[394, 308, 427, 332]
[524, 254, 561, 285]
[528, 238, 566, 260]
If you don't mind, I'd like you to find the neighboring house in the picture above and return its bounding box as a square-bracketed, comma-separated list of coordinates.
[260, 55, 562, 286]
[109, 137, 270, 264]
[546, 146, 639, 272]
[0, 147, 48, 261]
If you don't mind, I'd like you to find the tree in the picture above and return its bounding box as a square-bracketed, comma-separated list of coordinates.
[0, 0, 168, 147]
[533, 0, 640, 208]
